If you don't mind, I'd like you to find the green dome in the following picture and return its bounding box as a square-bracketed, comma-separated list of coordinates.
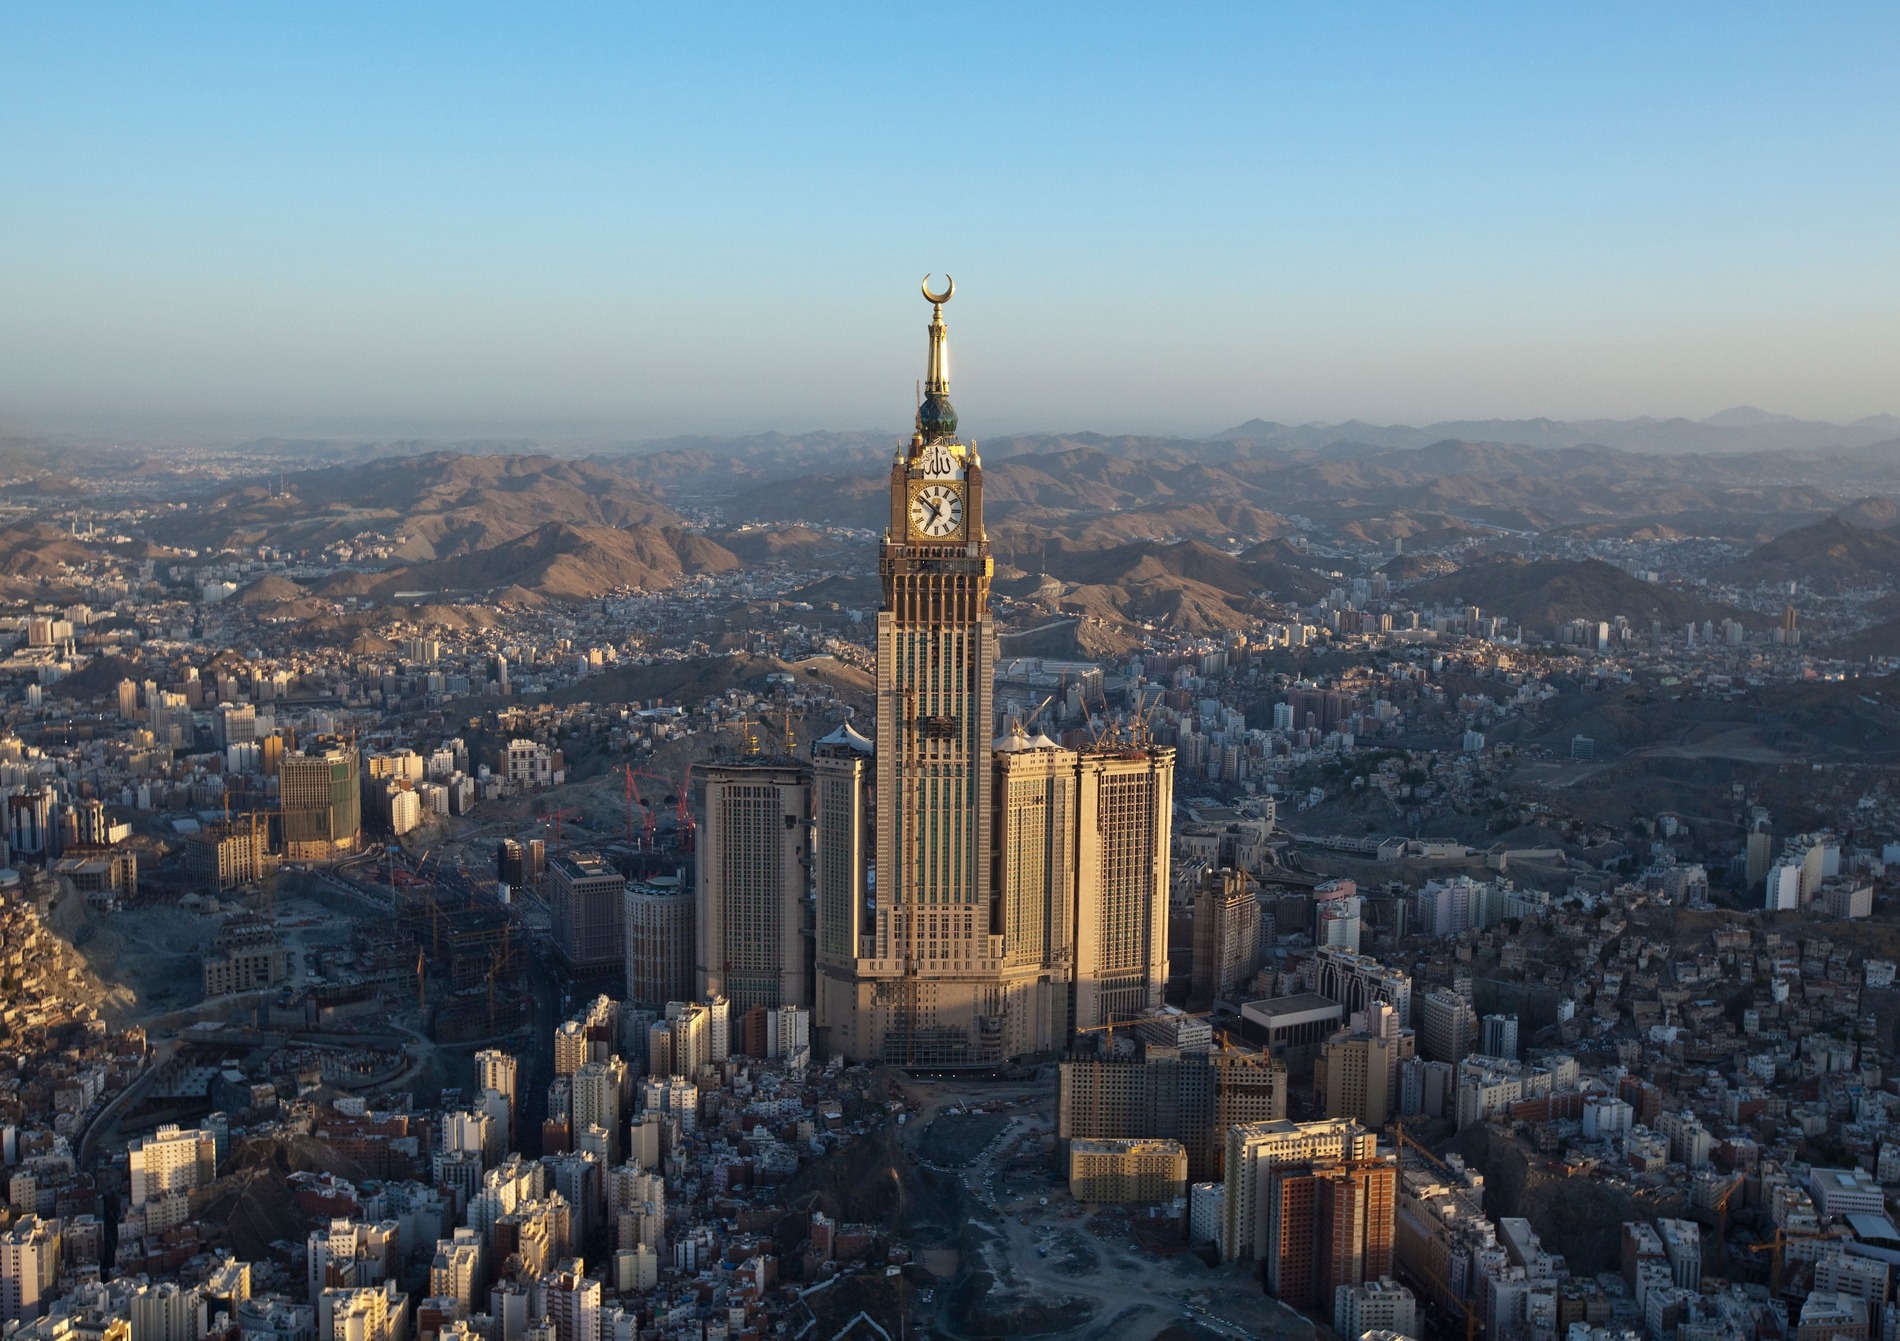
[919, 392, 958, 439]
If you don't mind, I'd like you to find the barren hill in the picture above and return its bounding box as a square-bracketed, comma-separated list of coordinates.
[235, 575, 307, 605]
[541, 652, 874, 715]
[160, 452, 681, 558]
[1825, 615, 1900, 662]
[985, 537, 1327, 634]
[316, 522, 739, 603]
[1403, 557, 1747, 631]
[712, 524, 862, 565]
[0, 522, 96, 574]
[1718, 513, 1900, 590]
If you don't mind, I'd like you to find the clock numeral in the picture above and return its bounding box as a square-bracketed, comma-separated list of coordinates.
[912, 484, 963, 538]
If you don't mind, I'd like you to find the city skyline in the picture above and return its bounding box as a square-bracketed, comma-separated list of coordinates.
[0, 12, 1897, 1341]
[4, 6, 1899, 434]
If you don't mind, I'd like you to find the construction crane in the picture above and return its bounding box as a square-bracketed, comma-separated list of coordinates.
[677, 766, 695, 855]
[1003, 691, 1056, 738]
[1132, 687, 1163, 748]
[1074, 1009, 1211, 1056]
[1745, 1231, 1785, 1293]
[1392, 1120, 1458, 1178]
[542, 806, 582, 852]
[1213, 1028, 1283, 1079]
[1702, 1175, 1743, 1242]
[486, 926, 515, 1034]
[1398, 1250, 1481, 1341]
[1383, 1126, 1485, 1340]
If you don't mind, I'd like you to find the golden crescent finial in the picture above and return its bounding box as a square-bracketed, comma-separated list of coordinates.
[921, 273, 954, 305]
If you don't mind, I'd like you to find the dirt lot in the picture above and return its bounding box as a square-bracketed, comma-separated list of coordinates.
[890, 1074, 1317, 1341]
[61, 888, 364, 1029]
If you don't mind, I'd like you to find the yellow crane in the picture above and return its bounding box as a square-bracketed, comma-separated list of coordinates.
[1745, 1230, 1784, 1293]
[1703, 1175, 1742, 1242]
[1392, 1119, 1457, 1177]
[486, 926, 515, 1034]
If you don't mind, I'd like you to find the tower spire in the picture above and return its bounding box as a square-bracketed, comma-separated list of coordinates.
[917, 274, 959, 443]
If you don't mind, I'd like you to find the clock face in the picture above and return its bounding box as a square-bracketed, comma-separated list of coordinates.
[910, 483, 963, 539]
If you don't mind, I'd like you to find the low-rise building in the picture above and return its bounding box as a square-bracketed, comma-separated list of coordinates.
[1068, 1138, 1188, 1205]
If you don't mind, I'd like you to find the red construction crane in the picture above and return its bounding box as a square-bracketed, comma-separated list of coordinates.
[543, 807, 582, 852]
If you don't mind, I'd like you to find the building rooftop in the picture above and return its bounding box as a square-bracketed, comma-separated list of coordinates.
[549, 852, 619, 881]
[1241, 993, 1345, 1026]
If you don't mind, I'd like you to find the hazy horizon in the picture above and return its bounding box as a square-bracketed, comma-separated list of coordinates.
[4, 7, 1898, 432]
[4, 403, 1899, 448]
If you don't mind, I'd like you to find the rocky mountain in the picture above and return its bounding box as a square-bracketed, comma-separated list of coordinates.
[704, 437, 1891, 543]
[990, 537, 1329, 634]
[315, 521, 740, 603]
[159, 452, 680, 558]
[1402, 557, 1750, 632]
[1718, 512, 1900, 590]
[0, 522, 147, 600]
[1214, 411, 1900, 456]
[711, 524, 863, 565]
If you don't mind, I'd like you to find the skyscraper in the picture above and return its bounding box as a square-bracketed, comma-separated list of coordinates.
[127, 1124, 218, 1208]
[1419, 990, 1473, 1065]
[811, 722, 874, 1054]
[1190, 867, 1260, 1011]
[1222, 1117, 1377, 1263]
[862, 278, 1003, 1067]
[1480, 1013, 1519, 1060]
[1072, 743, 1174, 1029]
[0, 1217, 59, 1323]
[548, 854, 627, 976]
[807, 279, 1173, 1065]
[624, 875, 695, 1008]
[1312, 945, 1413, 1025]
[476, 1050, 518, 1128]
[278, 738, 362, 863]
[990, 729, 1081, 1053]
[695, 763, 811, 1024]
[1264, 1157, 1398, 1308]
[1316, 1003, 1413, 1130]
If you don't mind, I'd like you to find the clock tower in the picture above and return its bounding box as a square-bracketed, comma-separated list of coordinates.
[858, 275, 1003, 1066]
[809, 278, 1174, 1067]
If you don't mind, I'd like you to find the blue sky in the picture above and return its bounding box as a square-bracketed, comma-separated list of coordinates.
[1, 5, 1895, 438]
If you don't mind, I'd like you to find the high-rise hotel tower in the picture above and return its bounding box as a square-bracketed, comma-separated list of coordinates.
[862, 275, 1011, 1066]
[806, 279, 1175, 1067]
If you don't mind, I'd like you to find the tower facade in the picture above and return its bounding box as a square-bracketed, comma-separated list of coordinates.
[811, 723, 874, 1057]
[861, 278, 1004, 1068]
[278, 738, 361, 862]
[1073, 745, 1175, 1030]
[1190, 866, 1261, 1011]
[695, 763, 811, 1024]
[548, 853, 627, 975]
[806, 279, 1174, 1067]
[991, 733, 1079, 1053]
[624, 876, 695, 1008]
